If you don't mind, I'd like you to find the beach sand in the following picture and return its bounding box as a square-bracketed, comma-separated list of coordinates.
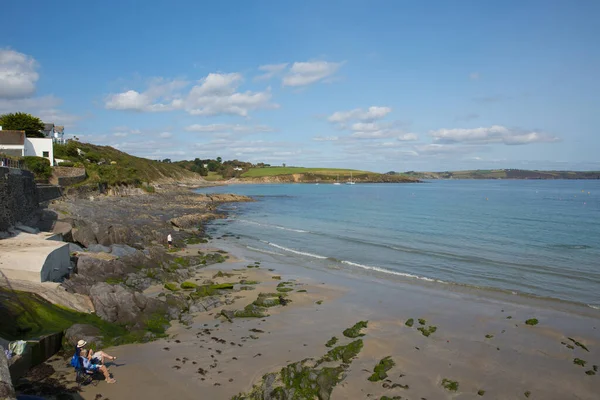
[48, 243, 600, 400]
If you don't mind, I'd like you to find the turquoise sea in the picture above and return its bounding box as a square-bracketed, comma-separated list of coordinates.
[197, 180, 600, 308]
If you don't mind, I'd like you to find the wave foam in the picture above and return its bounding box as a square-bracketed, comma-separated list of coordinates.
[239, 219, 309, 233]
[245, 246, 283, 256]
[265, 242, 327, 259]
[588, 304, 600, 310]
[341, 260, 444, 283]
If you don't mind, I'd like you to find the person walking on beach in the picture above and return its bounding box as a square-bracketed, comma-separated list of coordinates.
[167, 233, 173, 249]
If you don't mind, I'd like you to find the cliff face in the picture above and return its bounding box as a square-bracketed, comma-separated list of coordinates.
[233, 173, 419, 184]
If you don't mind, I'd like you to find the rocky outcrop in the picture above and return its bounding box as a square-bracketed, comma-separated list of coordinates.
[0, 349, 16, 400]
[169, 213, 224, 229]
[89, 283, 166, 328]
[64, 323, 103, 349]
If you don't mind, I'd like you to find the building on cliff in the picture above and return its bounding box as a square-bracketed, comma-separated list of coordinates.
[0, 129, 54, 165]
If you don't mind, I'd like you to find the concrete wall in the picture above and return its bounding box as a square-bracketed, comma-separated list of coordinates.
[41, 245, 71, 282]
[24, 138, 54, 165]
[0, 167, 39, 232]
[7, 332, 64, 382]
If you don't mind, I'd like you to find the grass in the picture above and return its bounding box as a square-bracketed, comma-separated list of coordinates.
[53, 141, 198, 186]
[202, 171, 224, 181]
[241, 167, 373, 178]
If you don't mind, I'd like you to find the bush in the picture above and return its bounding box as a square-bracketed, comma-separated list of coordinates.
[85, 151, 101, 163]
[53, 141, 79, 158]
[23, 156, 52, 180]
[58, 161, 75, 167]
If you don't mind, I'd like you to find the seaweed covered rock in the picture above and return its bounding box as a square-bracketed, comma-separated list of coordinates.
[89, 282, 166, 328]
[342, 321, 368, 338]
[320, 339, 364, 364]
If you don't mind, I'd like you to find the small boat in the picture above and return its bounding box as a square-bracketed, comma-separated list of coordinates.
[346, 172, 355, 185]
[333, 174, 341, 185]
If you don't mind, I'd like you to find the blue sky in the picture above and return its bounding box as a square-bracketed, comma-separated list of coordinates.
[1, 0, 599, 171]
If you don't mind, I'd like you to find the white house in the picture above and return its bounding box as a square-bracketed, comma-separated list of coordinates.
[25, 138, 54, 165]
[0, 129, 54, 165]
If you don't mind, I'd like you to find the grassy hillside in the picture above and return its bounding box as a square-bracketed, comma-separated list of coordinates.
[54, 142, 200, 186]
[403, 169, 600, 180]
[242, 167, 374, 178]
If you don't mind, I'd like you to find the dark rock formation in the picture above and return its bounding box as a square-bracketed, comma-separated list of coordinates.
[89, 283, 166, 328]
[64, 323, 104, 349]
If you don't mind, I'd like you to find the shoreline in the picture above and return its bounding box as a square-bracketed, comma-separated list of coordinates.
[9, 186, 600, 399]
[67, 238, 600, 399]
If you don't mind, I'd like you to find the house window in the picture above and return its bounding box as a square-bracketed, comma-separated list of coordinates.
[43, 151, 49, 157]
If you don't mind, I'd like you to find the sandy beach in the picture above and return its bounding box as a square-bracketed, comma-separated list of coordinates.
[40, 240, 598, 400]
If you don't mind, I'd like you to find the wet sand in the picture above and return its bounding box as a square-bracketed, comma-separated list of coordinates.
[54, 242, 600, 400]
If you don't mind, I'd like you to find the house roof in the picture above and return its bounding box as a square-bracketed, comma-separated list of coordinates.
[43, 123, 54, 131]
[0, 130, 25, 145]
[55, 126, 64, 133]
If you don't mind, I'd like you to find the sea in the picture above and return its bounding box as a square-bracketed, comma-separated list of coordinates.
[196, 180, 600, 309]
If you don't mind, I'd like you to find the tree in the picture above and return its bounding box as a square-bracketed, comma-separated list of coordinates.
[216, 156, 222, 163]
[0, 112, 45, 136]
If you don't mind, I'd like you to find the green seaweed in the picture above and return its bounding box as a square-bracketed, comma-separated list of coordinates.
[343, 321, 368, 338]
[418, 318, 426, 325]
[253, 293, 284, 308]
[105, 277, 125, 285]
[276, 287, 294, 293]
[568, 337, 590, 352]
[239, 280, 259, 285]
[316, 300, 323, 305]
[405, 318, 414, 327]
[272, 275, 282, 280]
[485, 334, 494, 339]
[380, 397, 402, 400]
[368, 356, 395, 382]
[441, 378, 459, 391]
[524, 391, 531, 398]
[478, 389, 486, 396]
[172, 257, 190, 267]
[164, 282, 180, 291]
[585, 370, 596, 375]
[594, 365, 598, 372]
[279, 361, 345, 400]
[180, 281, 198, 289]
[234, 304, 268, 318]
[213, 271, 235, 278]
[190, 283, 235, 298]
[417, 325, 437, 337]
[321, 339, 364, 364]
[297, 289, 307, 293]
[277, 281, 293, 287]
[573, 358, 587, 367]
[525, 318, 539, 326]
[325, 336, 338, 348]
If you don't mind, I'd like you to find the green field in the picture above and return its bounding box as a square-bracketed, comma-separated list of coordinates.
[203, 171, 225, 181]
[241, 167, 373, 178]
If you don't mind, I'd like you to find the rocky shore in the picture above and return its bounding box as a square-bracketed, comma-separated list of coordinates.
[4, 185, 600, 400]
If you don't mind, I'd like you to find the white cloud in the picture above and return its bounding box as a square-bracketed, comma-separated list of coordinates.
[105, 73, 276, 117]
[328, 106, 392, 123]
[414, 144, 481, 156]
[255, 63, 288, 81]
[0, 49, 39, 98]
[398, 133, 418, 141]
[159, 131, 173, 138]
[113, 132, 128, 137]
[350, 130, 399, 139]
[185, 123, 273, 134]
[283, 61, 343, 87]
[313, 136, 339, 142]
[0, 95, 81, 127]
[430, 125, 559, 145]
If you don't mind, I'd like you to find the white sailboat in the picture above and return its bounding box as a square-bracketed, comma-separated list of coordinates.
[333, 174, 341, 185]
[346, 172, 355, 185]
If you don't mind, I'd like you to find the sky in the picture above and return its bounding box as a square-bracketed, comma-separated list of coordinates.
[1, 0, 599, 172]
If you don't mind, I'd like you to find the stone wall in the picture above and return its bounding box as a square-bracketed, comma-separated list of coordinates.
[37, 185, 62, 203]
[0, 167, 39, 232]
[51, 167, 86, 187]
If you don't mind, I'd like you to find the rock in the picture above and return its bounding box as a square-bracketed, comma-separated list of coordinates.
[89, 282, 166, 328]
[76, 255, 128, 280]
[169, 213, 223, 229]
[87, 244, 111, 253]
[71, 221, 99, 247]
[68, 242, 84, 253]
[0, 349, 16, 400]
[65, 324, 104, 349]
[15, 224, 40, 234]
[189, 296, 222, 313]
[110, 244, 139, 258]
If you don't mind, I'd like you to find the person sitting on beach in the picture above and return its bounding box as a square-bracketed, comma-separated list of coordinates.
[74, 343, 116, 384]
[77, 340, 117, 365]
